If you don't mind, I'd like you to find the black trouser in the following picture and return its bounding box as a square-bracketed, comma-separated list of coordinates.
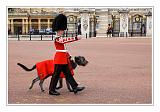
[49, 64, 78, 91]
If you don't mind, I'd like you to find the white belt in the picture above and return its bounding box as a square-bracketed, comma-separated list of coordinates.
[56, 50, 68, 52]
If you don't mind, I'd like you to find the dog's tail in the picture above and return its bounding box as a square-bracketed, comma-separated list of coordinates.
[17, 63, 36, 71]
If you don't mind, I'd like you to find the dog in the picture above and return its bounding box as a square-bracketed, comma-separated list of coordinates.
[17, 56, 88, 92]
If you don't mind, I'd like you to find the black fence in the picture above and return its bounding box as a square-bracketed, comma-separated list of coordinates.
[8, 32, 147, 41]
[8, 32, 90, 41]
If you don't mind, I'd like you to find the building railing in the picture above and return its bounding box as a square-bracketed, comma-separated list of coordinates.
[8, 31, 147, 41]
[8, 32, 79, 41]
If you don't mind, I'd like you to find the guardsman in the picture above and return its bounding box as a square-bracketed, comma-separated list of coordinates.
[49, 14, 85, 95]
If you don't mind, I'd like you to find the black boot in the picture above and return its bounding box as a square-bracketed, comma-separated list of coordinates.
[73, 86, 85, 94]
[49, 90, 60, 95]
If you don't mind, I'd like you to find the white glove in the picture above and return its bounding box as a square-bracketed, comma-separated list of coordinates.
[77, 35, 82, 40]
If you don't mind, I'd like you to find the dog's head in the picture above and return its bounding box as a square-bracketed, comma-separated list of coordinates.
[74, 56, 88, 66]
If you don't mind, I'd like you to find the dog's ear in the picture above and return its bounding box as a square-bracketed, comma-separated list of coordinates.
[74, 56, 79, 61]
[74, 56, 77, 59]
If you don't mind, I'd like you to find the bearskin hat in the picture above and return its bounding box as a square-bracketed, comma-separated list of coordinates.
[52, 14, 67, 31]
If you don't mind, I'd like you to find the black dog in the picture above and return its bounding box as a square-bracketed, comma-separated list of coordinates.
[17, 56, 88, 92]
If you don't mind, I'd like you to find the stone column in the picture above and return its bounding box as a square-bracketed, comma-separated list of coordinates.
[38, 19, 41, 30]
[47, 19, 50, 28]
[119, 10, 129, 37]
[8, 19, 10, 30]
[108, 15, 113, 25]
[146, 13, 152, 37]
[95, 9, 109, 37]
[11, 19, 14, 34]
[22, 19, 25, 34]
[81, 12, 90, 38]
[26, 19, 28, 33]
[29, 18, 32, 30]
[90, 17, 96, 37]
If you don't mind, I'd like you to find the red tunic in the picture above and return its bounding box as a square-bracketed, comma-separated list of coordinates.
[53, 36, 78, 64]
[36, 36, 79, 80]
[36, 59, 74, 80]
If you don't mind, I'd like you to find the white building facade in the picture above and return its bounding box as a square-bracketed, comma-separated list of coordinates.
[8, 8, 152, 37]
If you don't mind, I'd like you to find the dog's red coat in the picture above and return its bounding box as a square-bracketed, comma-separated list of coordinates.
[36, 60, 74, 80]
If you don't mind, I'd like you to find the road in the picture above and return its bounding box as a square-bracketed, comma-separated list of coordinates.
[8, 37, 152, 104]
